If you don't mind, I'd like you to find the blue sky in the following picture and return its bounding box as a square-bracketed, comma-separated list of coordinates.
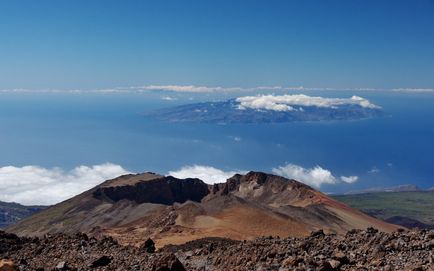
[1, 0, 434, 90]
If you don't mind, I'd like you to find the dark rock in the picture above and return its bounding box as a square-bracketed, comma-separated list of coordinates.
[90, 256, 111, 268]
[318, 261, 335, 271]
[152, 253, 185, 271]
[141, 238, 156, 253]
[311, 229, 325, 238]
[93, 176, 209, 205]
[366, 227, 378, 234]
[332, 251, 349, 265]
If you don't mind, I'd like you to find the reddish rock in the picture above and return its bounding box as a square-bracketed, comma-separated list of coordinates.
[0, 260, 18, 271]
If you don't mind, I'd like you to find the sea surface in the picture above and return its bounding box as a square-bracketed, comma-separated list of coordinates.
[1, 90, 433, 193]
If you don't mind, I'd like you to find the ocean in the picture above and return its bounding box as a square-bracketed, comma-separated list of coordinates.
[1, 90, 433, 193]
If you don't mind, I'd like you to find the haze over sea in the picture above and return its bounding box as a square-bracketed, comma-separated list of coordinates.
[1, 89, 433, 198]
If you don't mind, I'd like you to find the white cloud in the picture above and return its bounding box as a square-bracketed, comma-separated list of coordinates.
[0, 162, 360, 206]
[2, 85, 434, 94]
[169, 164, 358, 188]
[0, 163, 130, 205]
[82, 86, 434, 95]
[368, 166, 380, 174]
[136, 85, 285, 93]
[228, 136, 242, 142]
[340, 175, 359, 183]
[168, 165, 244, 184]
[272, 164, 358, 188]
[0, 85, 289, 94]
[236, 94, 380, 112]
[141, 85, 224, 93]
[161, 96, 177, 101]
[392, 88, 434, 93]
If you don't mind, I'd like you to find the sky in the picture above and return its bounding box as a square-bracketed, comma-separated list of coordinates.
[1, 1, 434, 205]
[1, 0, 434, 90]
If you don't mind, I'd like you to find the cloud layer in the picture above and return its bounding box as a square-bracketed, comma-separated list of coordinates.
[0, 163, 357, 205]
[168, 165, 244, 184]
[2, 85, 432, 94]
[0, 163, 130, 205]
[272, 164, 358, 188]
[138, 85, 247, 93]
[236, 94, 380, 112]
[169, 164, 358, 189]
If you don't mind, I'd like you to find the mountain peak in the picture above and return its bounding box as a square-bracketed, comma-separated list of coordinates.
[7, 171, 399, 247]
[100, 172, 164, 188]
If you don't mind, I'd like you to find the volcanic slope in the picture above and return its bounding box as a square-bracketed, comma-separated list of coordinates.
[8, 171, 399, 247]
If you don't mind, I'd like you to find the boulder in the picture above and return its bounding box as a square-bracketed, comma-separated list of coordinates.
[55, 261, 70, 271]
[0, 260, 18, 271]
[90, 256, 111, 268]
[152, 253, 185, 271]
[141, 238, 156, 253]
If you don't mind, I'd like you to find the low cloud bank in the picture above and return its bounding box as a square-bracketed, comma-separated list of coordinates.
[0, 163, 358, 205]
[168, 165, 244, 184]
[0, 163, 130, 205]
[170, 164, 358, 189]
[236, 94, 380, 112]
[1, 85, 433, 94]
[139, 85, 247, 93]
[272, 164, 358, 188]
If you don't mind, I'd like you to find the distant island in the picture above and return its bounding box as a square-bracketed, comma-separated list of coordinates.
[150, 94, 383, 123]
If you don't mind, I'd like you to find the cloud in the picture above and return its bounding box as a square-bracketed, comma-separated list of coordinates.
[0, 163, 130, 205]
[168, 165, 244, 184]
[228, 136, 242, 142]
[340, 175, 359, 183]
[135, 85, 286, 93]
[368, 166, 380, 174]
[233, 137, 242, 142]
[392, 88, 434, 93]
[2, 85, 434, 94]
[0, 85, 287, 94]
[138, 85, 236, 93]
[272, 164, 358, 188]
[236, 94, 380, 112]
[0, 162, 359, 205]
[169, 164, 358, 188]
[161, 96, 177, 101]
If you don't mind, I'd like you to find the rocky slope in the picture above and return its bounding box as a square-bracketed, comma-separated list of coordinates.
[168, 228, 434, 271]
[0, 230, 185, 271]
[1, 228, 433, 270]
[8, 171, 398, 247]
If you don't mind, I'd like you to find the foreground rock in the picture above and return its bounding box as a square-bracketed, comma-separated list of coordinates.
[0, 231, 185, 271]
[165, 228, 434, 270]
[1, 229, 433, 270]
[0, 259, 18, 271]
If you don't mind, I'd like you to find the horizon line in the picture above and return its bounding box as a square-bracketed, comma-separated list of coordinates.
[1, 85, 434, 94]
